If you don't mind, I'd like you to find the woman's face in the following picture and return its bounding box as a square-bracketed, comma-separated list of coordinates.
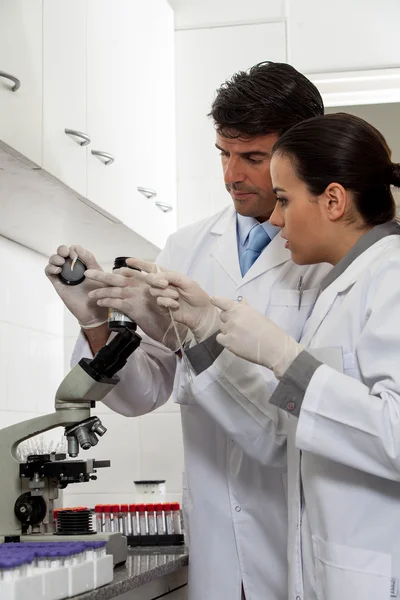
[270, 153, 330, 265]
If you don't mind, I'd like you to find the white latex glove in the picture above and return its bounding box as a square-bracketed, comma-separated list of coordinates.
[85, 258, 189, 352]
[212, 296, 303, 379]
[45, 245, 108, 328]
[146, 270, 221, 343]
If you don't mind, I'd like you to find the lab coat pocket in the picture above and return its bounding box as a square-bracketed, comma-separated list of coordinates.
[268, 288, 320, 341]
[312, 536, 392, 600]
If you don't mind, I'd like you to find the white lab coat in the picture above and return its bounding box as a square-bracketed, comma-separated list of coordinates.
[188, 233, 400, 600]
[72, 206, 330, 600]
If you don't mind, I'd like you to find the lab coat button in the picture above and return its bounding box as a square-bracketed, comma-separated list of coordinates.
[235, 506, 241, 512]
[296, 596, 301, 600]
[286, 401, 296, 412]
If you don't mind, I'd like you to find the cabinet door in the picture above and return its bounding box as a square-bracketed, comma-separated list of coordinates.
[42, 0, 87, 197]
[0, 0, 42, 165]
[175, 22, 286, 227]
[288, 0, 400, 73]
[87, 0, 176, 250]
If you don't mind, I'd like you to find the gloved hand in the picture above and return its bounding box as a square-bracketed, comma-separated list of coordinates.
[212, 296, 303, 379]
[45, 245, 108, 328]
[146, 270, 221, 343]
[85, 258, 189, 352]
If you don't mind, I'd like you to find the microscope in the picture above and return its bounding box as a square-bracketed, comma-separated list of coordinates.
[0, 326, 141, 565]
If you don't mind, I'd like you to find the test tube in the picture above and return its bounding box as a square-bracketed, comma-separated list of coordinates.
[146, 504, 156, 535]
[120, 504, 130, 535]
[171, 502, 182, 534]
[129, 504, 138, 536]
[155, 503, 165, 535]
[103, 504, 112, 532]
[137, 504, 147, 536]
[163, 503, 174, 535]
[111, 504, 121, 533]
[94, 504, 103, 532]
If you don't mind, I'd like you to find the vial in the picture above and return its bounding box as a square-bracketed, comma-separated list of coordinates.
[110, 504, 121, 533]
[163, 503, 174, 535]
[171, 502, 182, 534]
[94, 504, 103, 533]
[120, 504, 130, 535]
[155, 503, 165, 535]
[108, 257, 139, 332]
[146, 504, 156, 535]
[137, 504, 147, 536]
[58, 257, 86, 286]
[129, 504, 138, 536]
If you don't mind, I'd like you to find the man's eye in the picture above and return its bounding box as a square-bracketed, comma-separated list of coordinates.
[247, 157, 263, 164]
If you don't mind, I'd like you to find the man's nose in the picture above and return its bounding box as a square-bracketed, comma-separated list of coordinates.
[224, 157, 246, 185]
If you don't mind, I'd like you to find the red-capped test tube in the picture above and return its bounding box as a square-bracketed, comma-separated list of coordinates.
[129, 504, 138, 536]
[111, 504, 121, 533]
[146, 504, 156, 535]
[171, 502, 182, 534]
[94, 504, 103, 532]
[103, 504, 111, 532]
[137, 504, 147, 535]
[120, 504, 129, 535]
[163, 503, 174, 535]
[155, 503, 165, 534]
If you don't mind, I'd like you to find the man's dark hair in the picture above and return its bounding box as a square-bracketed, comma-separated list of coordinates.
[209, 61, 324, 138]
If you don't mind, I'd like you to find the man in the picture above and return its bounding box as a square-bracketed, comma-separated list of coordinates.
[46, 62, 328, 600]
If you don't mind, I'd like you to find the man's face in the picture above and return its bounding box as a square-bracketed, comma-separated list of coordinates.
[216, 131, 280, 223]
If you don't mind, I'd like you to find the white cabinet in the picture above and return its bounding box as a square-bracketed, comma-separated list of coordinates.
[42, 0, 87, 197]
[86, 0, 176, 249]
[175, 22, 286, 227]
[0, 0, 42, 165]
[288, 0, 400, 74]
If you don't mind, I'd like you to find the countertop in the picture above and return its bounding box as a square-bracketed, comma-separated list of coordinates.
[74, 546, 189, 600]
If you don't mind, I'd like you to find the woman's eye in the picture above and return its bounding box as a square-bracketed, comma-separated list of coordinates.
[276, 195, 288, 206]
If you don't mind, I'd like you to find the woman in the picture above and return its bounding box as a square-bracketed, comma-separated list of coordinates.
[146, 113, 400, 600]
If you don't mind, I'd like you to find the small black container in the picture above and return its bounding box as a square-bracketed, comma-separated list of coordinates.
[59, 257, 86, 286]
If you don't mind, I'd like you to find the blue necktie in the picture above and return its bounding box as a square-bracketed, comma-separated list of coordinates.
[240, 224, 271, 276]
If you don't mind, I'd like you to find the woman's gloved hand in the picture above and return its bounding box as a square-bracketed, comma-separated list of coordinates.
[85, 258, 189, 351]
[45, 245, 108, 328]
[146, 270, 221, 344]
[212, 296, 304, 379]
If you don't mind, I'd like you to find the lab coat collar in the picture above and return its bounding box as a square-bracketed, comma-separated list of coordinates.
[210, 206, 290, 287]
[320, 220, 400, 291]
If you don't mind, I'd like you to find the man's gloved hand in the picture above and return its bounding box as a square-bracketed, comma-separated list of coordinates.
[212, 296, 303, 379]
[146, 270, 221, 344]
[45, 245, 108, 328]
[85, 258, 189, 351]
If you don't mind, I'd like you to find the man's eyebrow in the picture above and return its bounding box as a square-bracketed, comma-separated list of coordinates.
[215, 143, 270, 157]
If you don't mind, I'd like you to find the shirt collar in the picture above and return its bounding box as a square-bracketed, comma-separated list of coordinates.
[320, 220, 400, 291]
[236, 213, 281, 247]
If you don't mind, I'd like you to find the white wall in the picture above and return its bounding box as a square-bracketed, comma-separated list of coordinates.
[0, 236, 64, 436]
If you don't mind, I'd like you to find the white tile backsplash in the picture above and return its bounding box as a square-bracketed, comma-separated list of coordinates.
[138, 413, 184, 494]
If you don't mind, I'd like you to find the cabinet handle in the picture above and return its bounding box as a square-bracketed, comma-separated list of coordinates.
[137, 186, 157, 199]
[65, 128, 91, 147]
[155, 200, 173, 213]
[91, 150, 115, 166]
[0, 71, 20, 92]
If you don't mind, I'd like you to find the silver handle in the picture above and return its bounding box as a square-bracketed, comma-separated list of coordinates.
[155, 200, 173, 213]
[91, 150, 115, 166]
[65, 128, 91, 147]
[137, 186, 157, 199]
[0, 71, 20, 92]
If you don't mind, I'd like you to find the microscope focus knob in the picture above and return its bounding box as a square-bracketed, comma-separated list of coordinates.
[14, 492, 46, 526]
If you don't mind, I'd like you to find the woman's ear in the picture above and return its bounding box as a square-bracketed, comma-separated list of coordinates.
[322, 182, 348, 222]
